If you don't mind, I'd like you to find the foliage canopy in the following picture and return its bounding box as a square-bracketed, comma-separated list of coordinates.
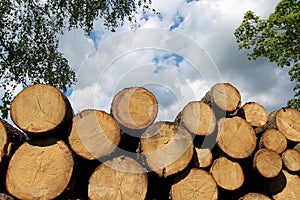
[235, 0, 300, 109]
[0, 0, 154, 118]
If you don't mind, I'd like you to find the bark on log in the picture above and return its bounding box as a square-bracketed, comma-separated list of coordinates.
[175, 101, 216, 136]
[259, 129, 287, 154]
[239, 193, 271, 200]
[6, 141, 74, 200]
[111, 87, 158, 133]
[202, 83, 241, 113]
[253, 149, 282, 178]
[210, 157, 244, 191]
[238, 102, 268, 131]
[171, 168, 218, 200]
[281, 149, 300, 172]
[10, 84, 73, 138]
[88, 156, 147, 200]
[68, 109, 120, 160]
[272, 170, 300, 200]
[195, 148, 213, 168]
[267, 108, 300, 142]
[217, 117, 257, 159]
[141, 121, 194, 177]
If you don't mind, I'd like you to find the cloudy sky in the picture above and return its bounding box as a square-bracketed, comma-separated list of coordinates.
[58, 0, 294, 121]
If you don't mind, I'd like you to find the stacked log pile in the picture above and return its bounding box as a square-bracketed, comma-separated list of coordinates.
[0, 83, 299, 200]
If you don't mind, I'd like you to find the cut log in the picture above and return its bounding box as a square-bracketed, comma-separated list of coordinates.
[6, 141, 74, 200]
[141, 121, 194, 177]
[202, 83, 241, 113]
[0, 119, 26, 192]
[210, 157, 244, 191]
[0, 193, 15, 200]
[111, 87, 158, 133]
[294, 143, 300, 152]
[239, 193, 271, 200]
[68, 109, 120, 160]
[273, 170, 300, 200]
[217, 117, 257, 159]
[253, 149, 282, 178]
[10, 84, 73, 137]
[171, 168, 218, 200]
[238, 102, 268, 128]
[268, 108, 300, 142]
[195, 148, 213, 168]
[281, 149, 300, 172]
[88, 156, 147, 200]
[175, 101, 216, 136]
[259, 129, 287, 154]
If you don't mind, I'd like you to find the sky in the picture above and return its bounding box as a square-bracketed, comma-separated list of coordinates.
[58, 0, 294, 121]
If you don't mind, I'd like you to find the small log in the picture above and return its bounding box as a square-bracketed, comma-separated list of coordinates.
[195, 148, 213, 168]
[175, 101, 216, 136]
[259, 129, 287, 154]
[0, 193, 15, 200]
[217, 117, 257, 159]
[68, 109, 120, 160]
[88, 156, 147, 200]
[6, 141, 74, 199]
[239, 193, 271, 200]
[272, 170, 300, 200]
[238, 102, 268, 130]
[253, 149, 282, 178]
[210, 157, 244, 191]
[111, 87, 158, 133]
[281, 149, 300, 172]
[171, 168, 218, 200]
[202, 83, 241, 113]
[141, 121, 194, 177]
[268, 108, 300, 142]
[294, 143, 300, 152]
[10, 84, 73, 138]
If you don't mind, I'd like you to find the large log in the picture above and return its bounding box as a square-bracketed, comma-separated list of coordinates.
[10, 84, 73, 138]
[281, 149, 300, 172]
[217, 117, 257, 159]
[111, 87, 158, 133]
[141, 121, 194, 177]
[68, 109, 120, 160]
[272, 170, 300, 200]
[253, 149, 282, 178]
[175, 101, 216, 136]
[202, 83, 241, 113]
[171, 168, 218, 200]
[267, 108, 300, 142]
[6, 140, 74, 199]
[88, 156, 147, 200]
[259, 129, 287, 154]
[210, 157, 244, 191]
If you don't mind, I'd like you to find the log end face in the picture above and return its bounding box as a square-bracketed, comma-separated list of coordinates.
[276, 108, 300, 142]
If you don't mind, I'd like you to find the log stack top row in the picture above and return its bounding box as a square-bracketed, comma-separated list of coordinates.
[0, 82, 299, 200]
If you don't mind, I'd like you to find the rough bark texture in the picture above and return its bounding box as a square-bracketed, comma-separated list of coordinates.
[111, 87, 158, 133]
[217, 117, 257, 159]
[88, 156, 147, 200]
[259, 129, 287, 154]
[6, 141, 74, 200]
[175, 101, 216, 136]
[68, 109, 120, 160]
[267, 108, 300, 142]
[10, 84, 73, 138]
[202, 83, 241, 113]
[253, 149, 282, 178]
[210, 157, 244, 191]
[141, 121, 194, 177]
[171, 168, 218, 200]
[281, 149, 300, 172]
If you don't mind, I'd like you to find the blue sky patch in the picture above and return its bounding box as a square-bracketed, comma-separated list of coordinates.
[169, 13, 184, 31]
[152, 53, 184, 73]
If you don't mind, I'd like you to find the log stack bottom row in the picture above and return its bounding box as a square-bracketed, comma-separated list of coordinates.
[0, 83, 300, 200]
